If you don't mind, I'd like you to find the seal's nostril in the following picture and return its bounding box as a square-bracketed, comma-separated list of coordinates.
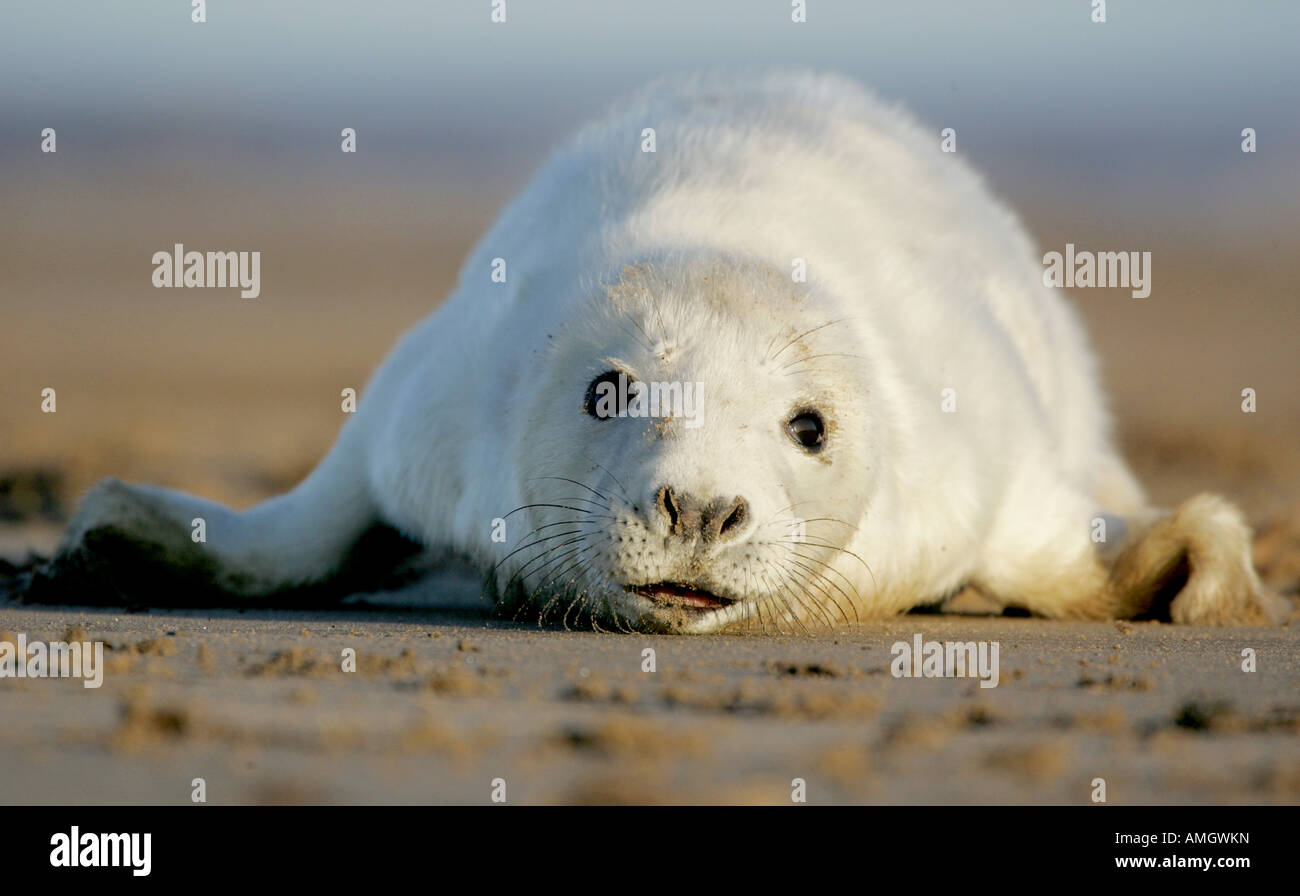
[656, 485, 680, 531]
[717, 497, 749, 541]
[658, 489, 746, 542]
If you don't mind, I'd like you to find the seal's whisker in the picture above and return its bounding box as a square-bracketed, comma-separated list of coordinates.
[754, 559, 790, 637]
[752, 565, 775, 635]
[646, 291, 670, 348]
[526, 476, 614, 508]
[741, 571, 768, 634]
[776, 563, 836, 631]
[756, 501, 823, 530]
[735, 564, 760, 635]
[781, 364, 853, 378]
[525, 541, 595, 599]
[615, 294, 659, 353]
[562, 586, 594, 631]
[784, 552, 856, 624]
[778, 555, 841, 631]
[784, 541, 863, 598]
[755, 556, 816, 635]
[795, 516, 855, 528]
[493, 525, 593, 573]
[501, 502, 615, 521]
[618, 319, 657, 355]
[780, 548, 852, 619]
[778, 351, 866, 371]
[762, 329, 783, 365]
[614, 601, 634, 634]
[592, 463, 635, 506]
[767, 317, 853, 363]
[533, 547, 601, 624]
[539, 494, 609, 514]
[502, 534, 595, 608]
[540, 549, 600, 605]
[577, 581, 607, 633]
[797, 536, 877, 591]
[504, 530, 592, 578]
[748, 540, 816, 632]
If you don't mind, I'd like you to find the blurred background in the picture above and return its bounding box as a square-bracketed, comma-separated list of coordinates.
[2, 1, 1298, 571]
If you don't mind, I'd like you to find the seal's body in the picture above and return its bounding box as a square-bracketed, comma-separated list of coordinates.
[52, 73, 1285, 631]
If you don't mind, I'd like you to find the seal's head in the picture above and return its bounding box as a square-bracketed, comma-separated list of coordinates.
[499, 252, 879, 633]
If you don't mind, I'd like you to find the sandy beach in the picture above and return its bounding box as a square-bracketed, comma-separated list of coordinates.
[3, 151, 1298, 807]
[2, 605, 1297, 805]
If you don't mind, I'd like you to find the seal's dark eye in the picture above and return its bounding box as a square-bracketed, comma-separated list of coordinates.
[584, 370, 629, 420]
[787, 410, 825, 452]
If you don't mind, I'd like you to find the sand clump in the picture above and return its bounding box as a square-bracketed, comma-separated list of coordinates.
[984, 739, 1073, 783]
[247, 646, 420, 678]
[555, 716, 711, 760]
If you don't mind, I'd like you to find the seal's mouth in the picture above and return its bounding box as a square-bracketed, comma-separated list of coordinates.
[628, 582, 734, 611]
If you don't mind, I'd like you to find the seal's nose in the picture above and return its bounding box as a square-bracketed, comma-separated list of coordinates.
[655, 486, 749, 544]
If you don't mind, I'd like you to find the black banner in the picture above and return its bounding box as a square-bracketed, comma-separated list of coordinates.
[2, 806, 1286, 883]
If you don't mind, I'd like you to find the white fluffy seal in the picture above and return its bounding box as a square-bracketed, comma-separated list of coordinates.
[44, 72, 1286, 632]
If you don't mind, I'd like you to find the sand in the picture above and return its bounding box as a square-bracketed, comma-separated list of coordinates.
[2, 175, 1298, 805]
[0, 605, 1296, 805]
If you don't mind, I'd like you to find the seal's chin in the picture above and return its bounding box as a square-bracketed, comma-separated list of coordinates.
[627, 582, 734, 612]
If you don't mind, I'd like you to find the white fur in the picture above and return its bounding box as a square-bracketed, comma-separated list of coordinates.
[58, 72, 1286, 631]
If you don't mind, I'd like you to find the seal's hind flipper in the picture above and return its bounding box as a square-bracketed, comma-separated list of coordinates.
[18, 519, 430, 610]
[23, 418, 409, 608]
